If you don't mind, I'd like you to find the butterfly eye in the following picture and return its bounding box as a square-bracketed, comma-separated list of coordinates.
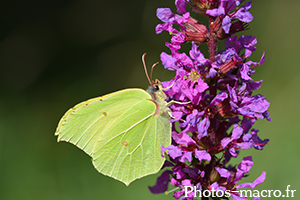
[154, 84, 159, 90]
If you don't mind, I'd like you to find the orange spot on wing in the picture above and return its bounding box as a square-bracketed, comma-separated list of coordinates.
[122, 141, 129, 146]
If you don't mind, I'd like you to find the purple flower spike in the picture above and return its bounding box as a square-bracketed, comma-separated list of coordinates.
[150, 1, 270, 198]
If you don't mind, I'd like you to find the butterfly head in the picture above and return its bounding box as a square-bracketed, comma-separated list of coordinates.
[147, 79, 167, 101]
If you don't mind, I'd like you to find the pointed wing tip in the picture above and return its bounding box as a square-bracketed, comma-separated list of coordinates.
[54, 131, 59, 137]
[54, 129, 63, 142]
[124, 182, 130, 186]
[119, 179, 133, 186]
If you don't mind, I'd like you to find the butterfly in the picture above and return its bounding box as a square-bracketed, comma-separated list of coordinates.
[55, 54, 171, 185]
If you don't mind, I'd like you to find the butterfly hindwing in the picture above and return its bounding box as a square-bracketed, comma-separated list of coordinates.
[92, 110, 171, 185]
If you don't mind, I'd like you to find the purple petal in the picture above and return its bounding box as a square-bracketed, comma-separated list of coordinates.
[190, 42, 210, 66]
[235, 156, 253, 182]
[148, 170, 172, 194]
[170, 178, 180, 186]
[222, 15, 232, 34]
[174, 190, 185, 199]
[160, 52, 177, 70]
[194, 150, 211, 162]
[175, 0, 187, 14]
[173, 165, 186, 179]
[180, 151, 193, 162]
[231, 124, 243, 140]
[247, 80, 262, 91]
[237, 171, 266, 189]
[242, 35, 257, 58]
[169, 33, 186, 52]
[225, 36, 240, 52]
[161, 145, 182, 159]
[181, 124, 198, 134]
[209, 182, 226, 192]
[210, 91, 228, 106]
[224, 0, 242, 13]
[156, 8, 176, 23]
[178, 12, 190, 25]
[215, 167, 231, 178]
[180, 109, 199, 127]
[221, 137, 232, 148]
[196, 76, 209, 93]
[227, 85, 238, 103]
[197, 116, 210, 138]
[263, 111, 272, 121]
[206, 7, 225, 17]
[182, 179, 192, 187]
[182, 167, 202, 179]
[173, 52, 194, 69]
[155, 23, 171, 34]
[240, 63, 253, 81]
[172, 131, 196, 146]
[180, 79, 194, 102]
[229, 147, 238, 157]
[241, 129, 269, 150]
[240, 95, 270, 115]
[233, 1, 253, 23]
[237, 141, 253, 149]
[258, 52, 265, 66]
[229, 101, 239, 112]
[206, 66, 218, 78]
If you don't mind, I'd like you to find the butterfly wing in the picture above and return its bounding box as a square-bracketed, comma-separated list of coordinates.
[55, 88, 171, 185]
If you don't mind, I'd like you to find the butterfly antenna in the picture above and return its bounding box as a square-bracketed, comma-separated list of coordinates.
[150, 61, 159, 84]
[142, 53, 152, 85]
[159, 68, 167, 80]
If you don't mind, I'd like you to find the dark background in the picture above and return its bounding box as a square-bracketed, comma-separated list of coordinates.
[0, 0, 299, 199]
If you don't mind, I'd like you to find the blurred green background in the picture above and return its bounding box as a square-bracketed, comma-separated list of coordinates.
[0, 0, 299, 199]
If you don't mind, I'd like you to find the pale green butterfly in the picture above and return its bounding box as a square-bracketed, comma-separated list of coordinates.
[55, 54, 172, 186]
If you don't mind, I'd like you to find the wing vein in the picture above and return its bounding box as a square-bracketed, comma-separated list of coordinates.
[93, 111, 152, 159]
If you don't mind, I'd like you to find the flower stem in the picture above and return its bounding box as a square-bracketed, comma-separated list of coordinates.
[208, 16, 217, 63]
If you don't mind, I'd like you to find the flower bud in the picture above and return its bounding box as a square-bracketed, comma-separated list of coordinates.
[212, 16, 224, 39]
[219, 59, 238, 74]
[209, 167, 220, 183]
[184, 17, 209, 43]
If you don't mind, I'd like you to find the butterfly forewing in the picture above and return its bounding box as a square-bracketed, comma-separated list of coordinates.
[55, 89, 153, 155]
